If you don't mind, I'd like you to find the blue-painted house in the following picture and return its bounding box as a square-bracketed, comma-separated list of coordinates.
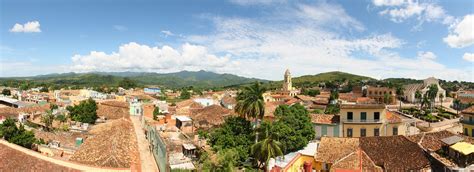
[310, 114, 341, 139]
[144, 87, 161, 94]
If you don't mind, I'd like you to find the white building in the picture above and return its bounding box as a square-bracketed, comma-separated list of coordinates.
[403, 77, 446, 103]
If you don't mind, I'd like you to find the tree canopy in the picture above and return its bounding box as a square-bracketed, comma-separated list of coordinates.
[118, 77, 137, 89]
[1, 88, 11, 96]
[0, 118, 38, 149]
[208, 116, 254, 165]
[66, 98, 98, 124]
[261, 104, 315, 154]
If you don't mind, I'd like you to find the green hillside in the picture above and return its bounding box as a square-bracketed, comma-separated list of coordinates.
[263, 71, 374, 89]
[0, 70, 266, 89]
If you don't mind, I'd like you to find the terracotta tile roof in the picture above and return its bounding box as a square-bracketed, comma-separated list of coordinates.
[461, 105, 474, 114]
[295, 95, 315, 102]
[313, 97, 329, 105]
[70, 118, 139, 168]
[264, 101, 285, 118]
[191, 105, 234, 128]
[221, 96, 236, 105]
[356, 97, 376, 104]
[0, 104, 50, 118]
[99, 101, 128, 108]
[34, 130, 90, 148]
[360, 136, 430, 171]
[330, 149, 381, 172]
[310, 114, 339, 124]
[406, 130, 474, 152]
[97, 104, 129, 119]
[284, 98, 300, 105]
[385, 111, 402, 123]
[0, 143, 79, 171]
[315, 137, 359, 163]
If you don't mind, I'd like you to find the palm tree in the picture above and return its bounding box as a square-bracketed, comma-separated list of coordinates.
[415, 90, 422, 109]
[251, 132, 283, 171]
[427, 84, 438, 112]
[235, 82, 266, 142]
[453, 99, 461, 115]
[396, 86, 404, 110]
[439, 93, 444, 107]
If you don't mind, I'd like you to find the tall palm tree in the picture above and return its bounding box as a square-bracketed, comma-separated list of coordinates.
[235, 82, 266, 142]
[427, 84, 438, 112]
[415, 90, 422, 109]
[396, 86, 404, 110]
[251, 132, 283, 171]
[439, 93, 444, 107]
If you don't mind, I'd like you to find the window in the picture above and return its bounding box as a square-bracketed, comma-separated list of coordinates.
[472, 129, 474, 137]
[465, 128, 469, 136]
[347, 128, 353, 137]
[361, 128, 366, 137]
[470, 116, 473, 122]
[369, 91, 372, 95]
[361, 112, 367, 121]
[347, 112, 353, 121]
[393, 127, 398, 135]
[374, 112, 380, 121]
[374, 128, 380, 136]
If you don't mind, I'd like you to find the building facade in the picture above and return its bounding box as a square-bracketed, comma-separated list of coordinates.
[461, 106, 474, 137]
[403, 77, 446, 103]
[339, 104, 407, 137]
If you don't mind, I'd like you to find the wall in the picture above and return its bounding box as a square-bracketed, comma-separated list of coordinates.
[283, 154, 321, 172]
[314, 124, 339, 138]
[339, 108, 386, 122]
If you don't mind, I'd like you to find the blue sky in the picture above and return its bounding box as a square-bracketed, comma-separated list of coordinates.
[1, 0, 473, 81]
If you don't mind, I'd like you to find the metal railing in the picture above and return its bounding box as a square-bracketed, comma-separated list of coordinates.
[343, 119, 383, 123]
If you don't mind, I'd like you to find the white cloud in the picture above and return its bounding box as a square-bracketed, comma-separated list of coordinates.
[297, 3, 365, 31]
[417, 51, 436, 60]
[70, 42, 237, 73]
[372, 0, 405, 6]
[443, 14, 474, 48]
[463, 53, 474, 62]
[113, 25, 127, 31]
[373, 1, 453, 27]
[9, 21, 41, 33]
[161, 30, 174, 37]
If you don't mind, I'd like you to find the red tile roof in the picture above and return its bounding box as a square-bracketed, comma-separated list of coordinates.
[310, 114, 339, 124]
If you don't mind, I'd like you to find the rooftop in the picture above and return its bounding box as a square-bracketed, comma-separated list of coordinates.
[451, 142, 474, 155]
[310, 114, 339, 124]
[340, 103, 385, 109]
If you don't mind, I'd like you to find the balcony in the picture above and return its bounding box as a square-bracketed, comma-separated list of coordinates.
[343, 119, 383, 123]
[461, 119, 474, 125]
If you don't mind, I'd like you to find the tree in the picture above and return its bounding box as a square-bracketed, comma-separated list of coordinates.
[453, 99, 461, 115]
[39, 87, 49, 93]
[118, 77, 137, 89]
[396, 86, 404, 110]
[439, 93, 444, 107]
[50, 103, 59, 111]
[208, 117, 254, 164]
[235, 82, 266, 143]
[153, 106, 161, 120]
[265, 104, 315, 154]
[67, 98, 98, 124]
[0, 118, 37, 149]
[415, 90, 422, 109]
[1, 89, 11, 96]
[56, 114, 67, 124]
[383, 93, 391, 104]
[251, 130, 283, 170]
[41, 111, 55, 131]
[179, 89, 191, 99]
[427, 84, 438, 112]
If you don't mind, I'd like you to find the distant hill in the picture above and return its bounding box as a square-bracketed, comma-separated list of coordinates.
[0, 70, 266, 89]
[294, 71, 374, 83]
[261, 71, 375, 89]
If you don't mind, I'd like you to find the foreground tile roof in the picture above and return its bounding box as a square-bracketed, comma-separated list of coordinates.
[315, 137, 359, 163]
[330, 149, 382, 172]
[0, 143, 78, 172]
[70, 118, 139, 168]
[360, 136, 430, 170]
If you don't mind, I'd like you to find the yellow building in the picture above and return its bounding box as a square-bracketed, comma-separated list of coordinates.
[461, 106, 474, 137]
[268, 142, 320, 172]
[339, 104, 409, 137]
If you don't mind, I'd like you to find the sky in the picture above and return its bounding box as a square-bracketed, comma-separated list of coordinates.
[1, 0, 473, 81]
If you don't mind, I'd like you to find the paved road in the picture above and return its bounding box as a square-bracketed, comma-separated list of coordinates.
[130, 116, 159, 172]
